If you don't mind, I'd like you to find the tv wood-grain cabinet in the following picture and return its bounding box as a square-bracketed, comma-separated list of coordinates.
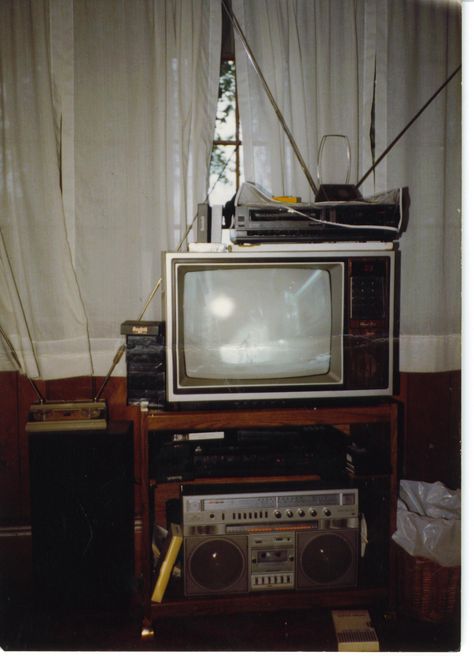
[137, 402, 399, 637]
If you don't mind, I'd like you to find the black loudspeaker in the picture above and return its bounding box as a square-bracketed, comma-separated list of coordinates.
[296, 528, 358, 589]
[28, 421, 134, 609]
[184, 535, 248, 596]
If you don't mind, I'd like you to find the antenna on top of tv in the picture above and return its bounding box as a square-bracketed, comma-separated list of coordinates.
[357, 64, 461, 187]
[222, 0, 460, 196]
[221, 0, 319, 197]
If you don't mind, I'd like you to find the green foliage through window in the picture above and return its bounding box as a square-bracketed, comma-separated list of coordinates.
[209, 60, 242, 205]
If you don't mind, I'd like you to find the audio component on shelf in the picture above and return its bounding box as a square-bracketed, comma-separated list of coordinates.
[121, 320, 165, 408]
[26, 400, 107, 432]
[182, 485, 359, 597]
[345, 437, 391, 476]
[150, 426, 349, 482]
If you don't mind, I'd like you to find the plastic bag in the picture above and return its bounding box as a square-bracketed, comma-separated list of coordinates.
[392, 480, 461, 567]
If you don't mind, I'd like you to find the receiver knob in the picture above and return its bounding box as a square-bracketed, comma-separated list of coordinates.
[274, 510, 282, 519]
[323, 508, 332, 517]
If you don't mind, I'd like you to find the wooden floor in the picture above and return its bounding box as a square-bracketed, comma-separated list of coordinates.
[0, 586, 461, 652]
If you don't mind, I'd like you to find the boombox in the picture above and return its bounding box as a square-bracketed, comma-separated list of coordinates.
[182, 485, 359, 597]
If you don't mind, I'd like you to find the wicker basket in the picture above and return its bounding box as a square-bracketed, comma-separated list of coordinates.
[396, 544, 461, 623]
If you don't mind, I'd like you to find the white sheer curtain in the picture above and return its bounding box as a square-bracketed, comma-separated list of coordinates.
[374, 0, 461, 372]
[0, 0, 221, 378]
[234, 0, 461, 373]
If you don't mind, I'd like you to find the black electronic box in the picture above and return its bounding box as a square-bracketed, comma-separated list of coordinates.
[121, 320, 165, 408]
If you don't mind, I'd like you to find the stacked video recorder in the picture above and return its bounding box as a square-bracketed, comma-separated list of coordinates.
[227, 182, 406, 244]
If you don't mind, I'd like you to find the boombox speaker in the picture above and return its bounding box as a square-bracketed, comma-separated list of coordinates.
[183, 528, 358, 596]
[184, 535, 248, 596]
[296, 528, 358, 589]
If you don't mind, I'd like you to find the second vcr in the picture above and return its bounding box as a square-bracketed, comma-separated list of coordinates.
[149, 426, 348, 482]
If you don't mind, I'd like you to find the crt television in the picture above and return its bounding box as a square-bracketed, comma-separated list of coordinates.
[163, 247, 396, 406]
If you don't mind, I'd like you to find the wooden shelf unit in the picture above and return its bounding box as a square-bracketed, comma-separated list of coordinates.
[138, 401, 399, 630]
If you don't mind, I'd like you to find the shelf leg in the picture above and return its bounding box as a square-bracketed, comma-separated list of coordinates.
[141, 618, 155, 641]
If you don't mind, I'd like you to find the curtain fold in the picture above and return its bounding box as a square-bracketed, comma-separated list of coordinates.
[0, 0, 222, 378]
[234, 0, 461, 373]
[0, 0, 93, 378]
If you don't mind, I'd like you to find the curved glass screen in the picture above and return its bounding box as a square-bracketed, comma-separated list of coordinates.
[182, 266, 331, 380]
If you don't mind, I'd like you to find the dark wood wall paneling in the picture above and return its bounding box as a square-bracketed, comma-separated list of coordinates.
[397, 371, 461, 490]
[0, 372, 22, 520]
[0, 370, 461, 523]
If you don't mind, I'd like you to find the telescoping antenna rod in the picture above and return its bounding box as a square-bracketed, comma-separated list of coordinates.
[93, 202, 206, 401]
[94, 144, 239, 402]
[357, 64, 461, 187]
[0, 228, 46, 402]
[0, 324, 45, 402]
[221, 0, 319, 197]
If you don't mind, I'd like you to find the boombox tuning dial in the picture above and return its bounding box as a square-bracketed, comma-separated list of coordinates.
[182, 487, 358, 534]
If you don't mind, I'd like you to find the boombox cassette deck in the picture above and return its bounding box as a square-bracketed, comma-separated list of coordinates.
[182, 486, 359, 597]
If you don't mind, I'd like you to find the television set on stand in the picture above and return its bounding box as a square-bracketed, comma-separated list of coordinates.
[163, 243, 396, 408]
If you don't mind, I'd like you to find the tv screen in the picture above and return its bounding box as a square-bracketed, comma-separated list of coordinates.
[183, 265, 331, 381]
[181, 266, 332, 380]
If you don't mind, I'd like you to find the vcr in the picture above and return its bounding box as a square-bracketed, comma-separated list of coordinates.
[231, 190, 404, 243]
[150, 426, 348, 482]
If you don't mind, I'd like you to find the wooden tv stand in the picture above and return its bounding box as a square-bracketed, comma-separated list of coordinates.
[137, 401, 399, 637]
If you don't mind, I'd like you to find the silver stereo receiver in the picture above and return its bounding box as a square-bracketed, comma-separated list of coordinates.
[182, 486, 359, 597]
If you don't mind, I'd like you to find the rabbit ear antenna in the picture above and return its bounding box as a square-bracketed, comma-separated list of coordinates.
[357, 65, 461, 187]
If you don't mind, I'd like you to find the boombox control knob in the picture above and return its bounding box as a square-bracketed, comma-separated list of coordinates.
[274, 510, 282, 519]
[297, 509, 305, 517]
[323, 508, 332, 517]
[309, 509, 317, 517]
[286, 510, 294, 518]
